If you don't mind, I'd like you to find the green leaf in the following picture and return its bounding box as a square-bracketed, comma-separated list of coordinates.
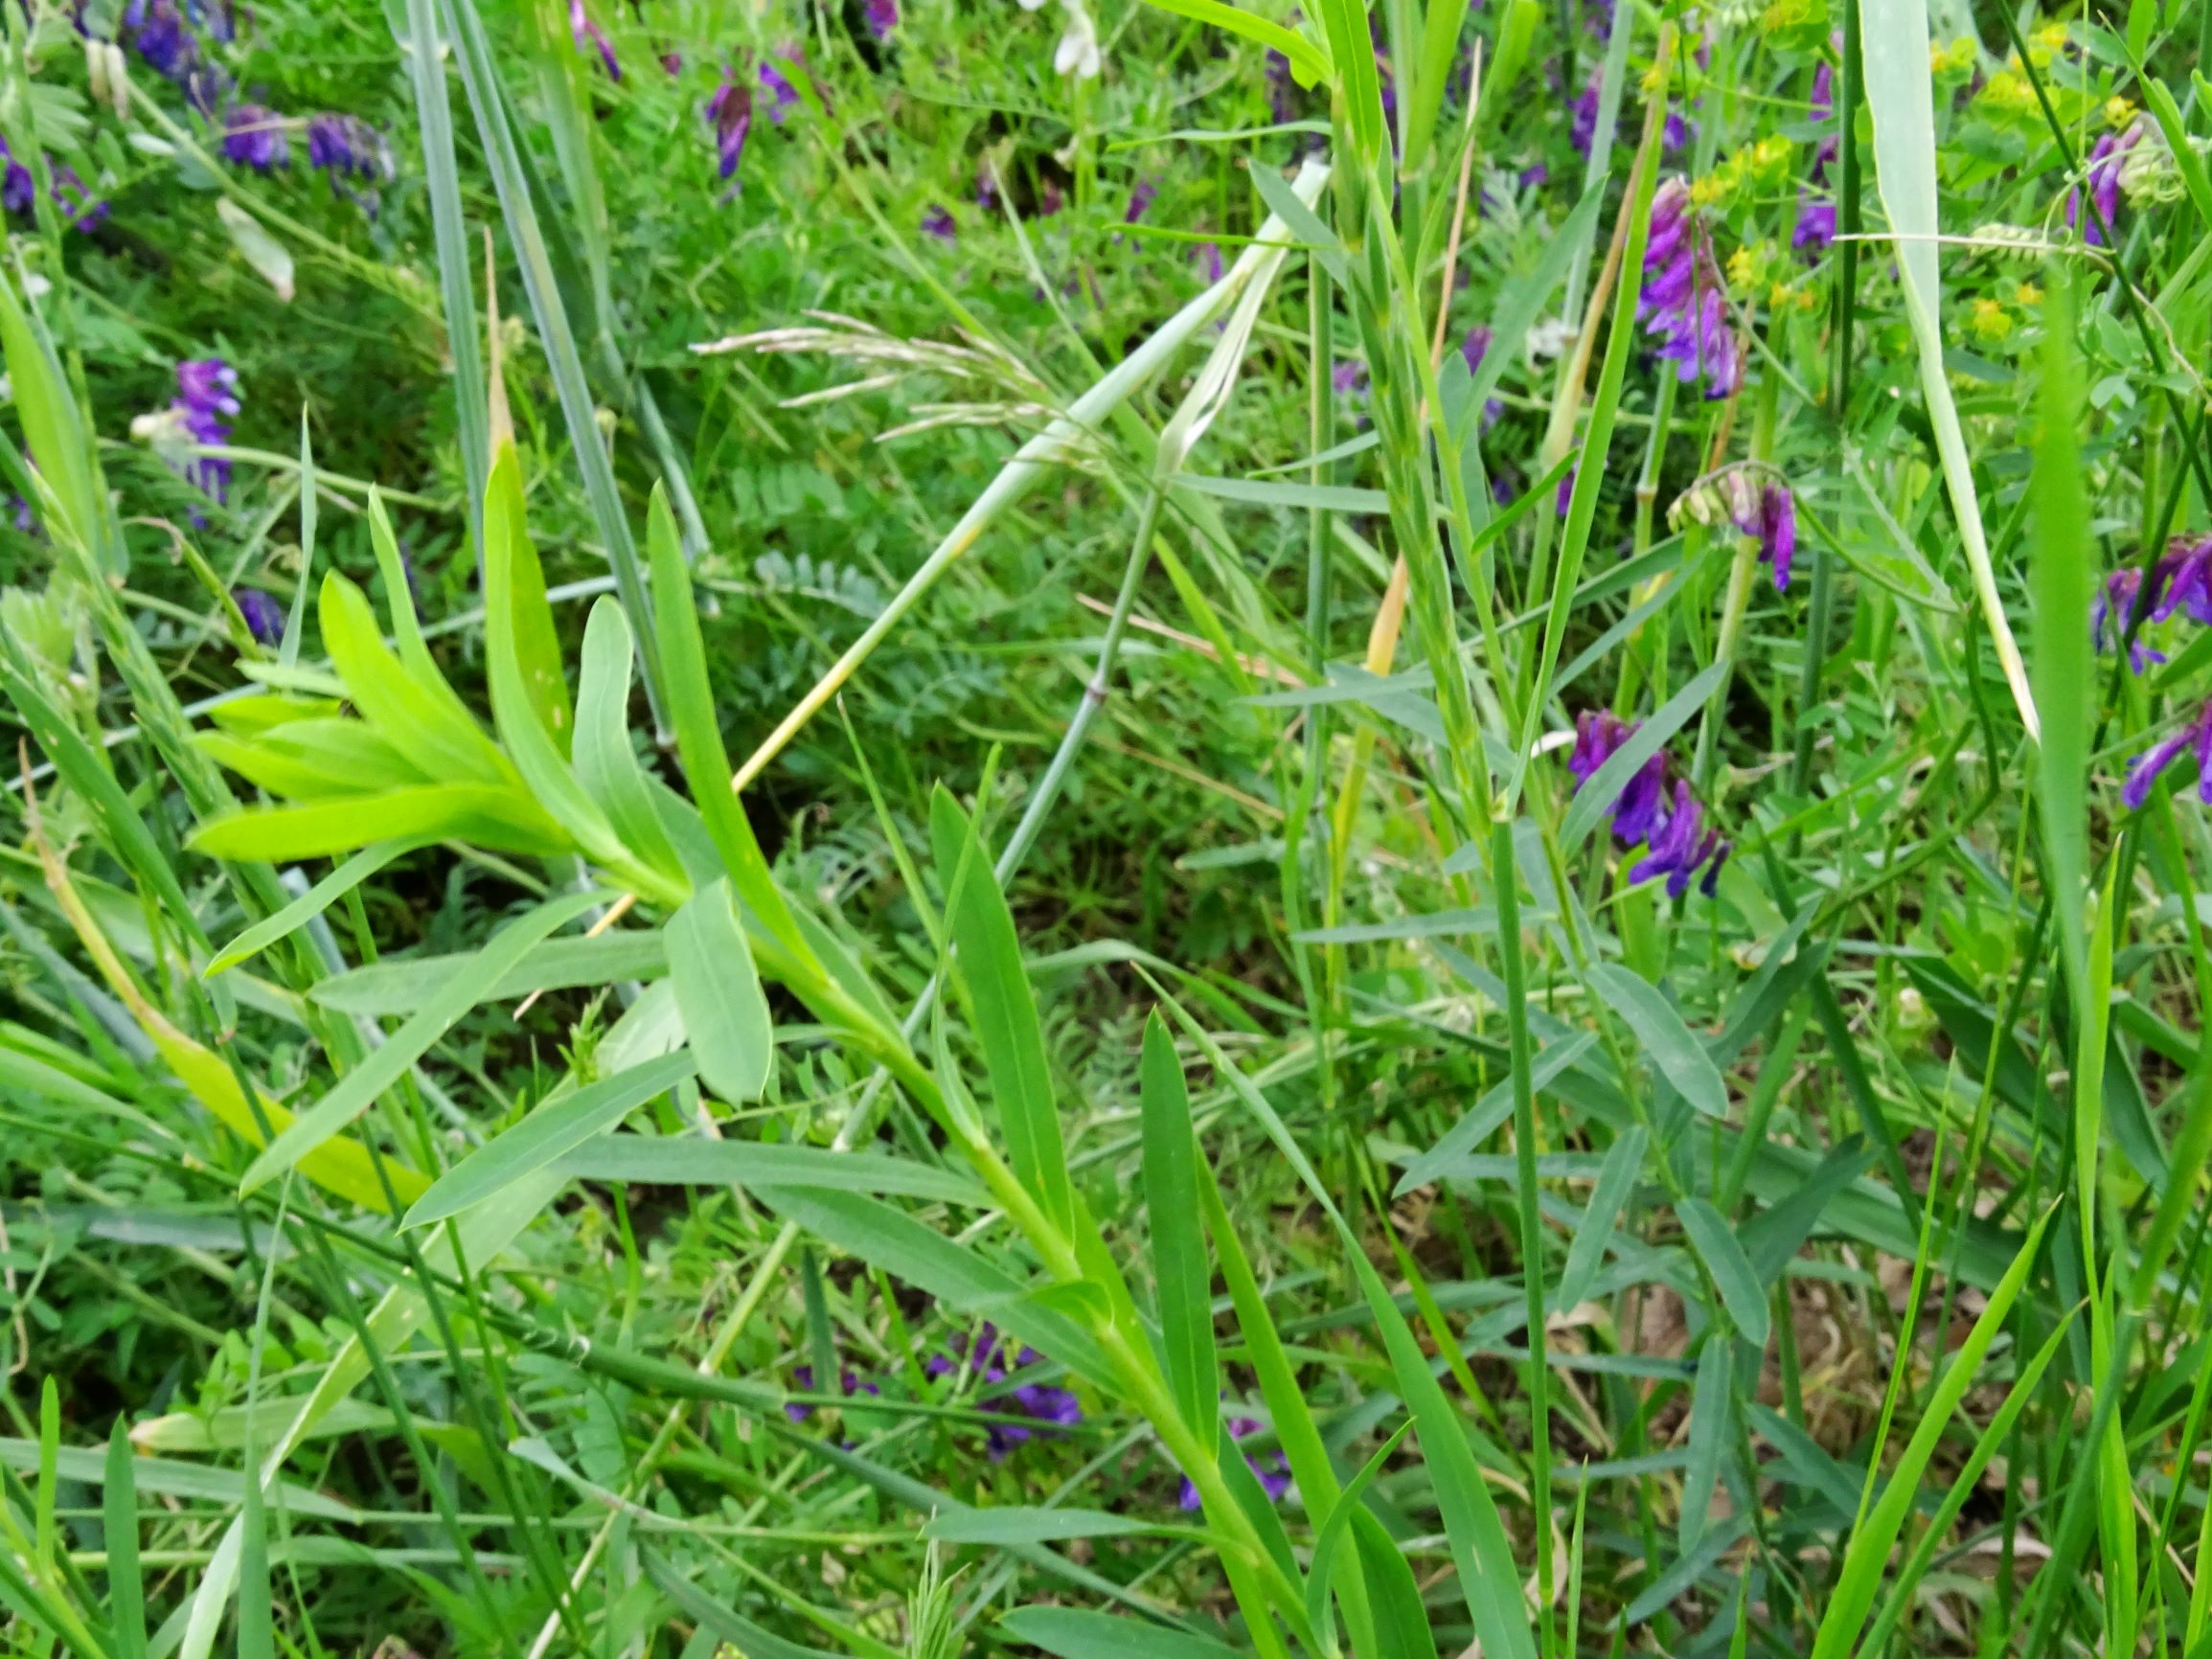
[642, 1552, 842, 1659]
[1303, 1423, 1411, 1642]
[648, 486, 806, 959]
[0, 269, 101, 564]
[1395, 1031, 1597, 1194]
[998, 1608, 1244, 1659]
[189, 784, 569, 862]
[1587, 963, 1729, 1119]
[1678, 1335, 1733, 1550]
[103, 1420, 146, 1659]
[403, 1051, 697, 1228]
[207, 840, 426, 976]
[552, 1136, 989, 1206]
[924, 1509, 1165, 1544]
[1247, 161, 1348, 284]
[930, 787, 1074, 1236]
[481, 443, 575, 751]
[195, 720, 431, 800]
[238, 889, 605, 1195]
[574, 599, 683, 886]
[1139, 1013, 1219, 1436]
[1560, 663, 1728, 851]
[1859, 0, 2036, 737]
[1134, 0, 1329, 85]
[668, 878, 774, 1104]
[749, 1185, 1115, 1390]
[317, 571, 510, 786]
[1676, 1198, 1772, 1347]
[0, 641, 210, 955]
[311, 930, 669, 1015]
[1556, 1124, 1645, 1312]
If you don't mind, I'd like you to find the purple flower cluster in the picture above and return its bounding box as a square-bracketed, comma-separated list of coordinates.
[1125, 178, 1157, 224]
[1724, 471, 1797, 590]
[124, 0, 227, 114]
[306, 115, 386, 191]
[926, 1324, 1083, 1458]
[2123, 701, 2212, 810]
[1460, 326, 1503, 428]
[1178, 1414, 1289, 1511]
[172, 356, 240, 502]
[922, 203, 957, 243]
[2092, 535, 2212, 674]
[2067, 123, 2143, 248]
[787, 1323, 1083, 1461]
[1794, 63, 1839, 258]
[1568, 711, 1731, 898]
[761, 48, 806, 123]
[1642, 178, 1739, 400]
[569, 0, 620, 80]
[220, 103, 287, 171]
[232, 585, 284, 646]
[706, 76, 752, 187]
[0, 138, 106, 232]
[865, 0, 899, 40]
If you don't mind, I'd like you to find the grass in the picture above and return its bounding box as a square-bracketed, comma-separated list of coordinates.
[0, 0, 2209, 1655]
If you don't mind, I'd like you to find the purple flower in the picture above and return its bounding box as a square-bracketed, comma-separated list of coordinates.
[233, 586, 284, 646]
[1641, 179, 1739, 400]
[761, 49, 804, 123]
[975, 165, 999, 212]
[1038, 179, 1064, 217]
[1556, 467, 1578, 517]
[1630, 782, 1729, 898]
[49, 163, 106, 232]
[1574, 66, 1689, 159]
[865, 0, 898, 38]
[2067, 124, 2142, 247]
[171, 356, 239, 501]
[1460, 327, 1503, 428]
[1125, 178, 1157, 224]
[0, 139, 32, 218]
[2091, 567, 2163, 673]
[569, 0, 620, 79]
[922, 203, 956, 243]
[1179, 1415, 1290, 1511]
[1569, 710, 1670, 847]
[1727, 476, 1796, 591]
[1193, 240, 1224, 284]
[1811, 60, 1835, 121]
[2122, 701, 2212, 809]
[221, 104, 288, 172]
[2152, 537, 2212, 625]
[1266, 47, 1297, 124]
[306, 114, 386, 188]
[785, 1365, 880, 1422]
[1332, 358, 1368, 398]
[1794, 136, 1839, 258]
[707, 76, 753, 183]
[124, 0, 194, 81]
[930, 1324, 1083, 1459]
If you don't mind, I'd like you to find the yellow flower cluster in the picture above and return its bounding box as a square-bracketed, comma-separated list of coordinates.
[1930, 35, 1976, 75]
[1690, 134, 1795, 211]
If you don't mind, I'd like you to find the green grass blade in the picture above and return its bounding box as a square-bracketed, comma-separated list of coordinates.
[238, 888, 604, 1194]
[1808, 1203, 2057, 1659]
[929, 786, 1074, 1238]
[102, 1420, 145, 1659]
[206, 840, 425, 976]
[1556, 1124, 1645, 1312]
[403, 1051, 697, 1228]
[1139, 1013, 1220, 1435]
[1678, 1336, 1732, 1550]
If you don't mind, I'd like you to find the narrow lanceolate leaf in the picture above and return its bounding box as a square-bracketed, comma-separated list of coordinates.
[1587, 963, 1729, 1118]
[2027, 276, 2091, 1028]
[1556, 1124, 1646, 1311]
[1808, 1203, 2057, 1659]
[0, 270, 100, 563]
[1139, 1013, 1219, 1435]
[668, 878, 774, 1104]
[999, 1607, 1245, 1659]
[206, 840, 425, 975]
[1859, 0, 2036, 739]
[1679, 1335, 1733, 1550]
[930, 787, 1074, 1237]
[1676, 1198, 1772, 1348]
[402, 1051, 697, 1228]
[552, 1136, 989, 1205]
[647, 484, 806, 959]
[573, 598, 683, 887]
[1396, 1031, 1598, 1194]
[239, 889, 604, 1195]
[103, 1420, 147, 1659]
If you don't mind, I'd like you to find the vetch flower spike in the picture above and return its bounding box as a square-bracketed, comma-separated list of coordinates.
[2122, 700, 2212, 810]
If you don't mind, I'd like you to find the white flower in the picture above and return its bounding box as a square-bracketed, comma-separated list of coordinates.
[1053, 0, 1101, 78]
